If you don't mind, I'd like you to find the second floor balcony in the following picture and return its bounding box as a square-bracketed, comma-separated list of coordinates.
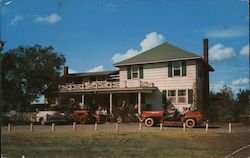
[59, 80, 155, 92]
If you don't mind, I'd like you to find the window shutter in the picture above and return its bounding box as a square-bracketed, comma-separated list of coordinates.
[127, 66, 131, 79]
[139, 65, 144, 79]
[188, 89, 193, 104]
[168, 63, 172, 77]
[162, 90, 167, 104]
[182, 62, 187, 76]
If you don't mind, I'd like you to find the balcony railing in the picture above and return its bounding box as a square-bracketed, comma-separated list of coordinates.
[59, 80, 154, 91]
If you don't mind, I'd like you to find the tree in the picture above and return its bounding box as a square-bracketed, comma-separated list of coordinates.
[209, 85, 234, 122]
[234, 89, 250, 122]
[2, 45, 65, 111]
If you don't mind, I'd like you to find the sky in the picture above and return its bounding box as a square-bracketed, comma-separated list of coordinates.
[1, 0, 249, 96]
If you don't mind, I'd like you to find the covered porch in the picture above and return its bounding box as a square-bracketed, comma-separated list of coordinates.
[59, 87, 157, 114]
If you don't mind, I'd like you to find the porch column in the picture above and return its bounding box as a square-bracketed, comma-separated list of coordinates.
[138, 92, 141, 114]
[81, 94, 85, 109]
[109, 93, 113, 114]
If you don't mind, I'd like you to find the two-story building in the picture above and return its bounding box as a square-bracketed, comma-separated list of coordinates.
[54, 39, 214, 116]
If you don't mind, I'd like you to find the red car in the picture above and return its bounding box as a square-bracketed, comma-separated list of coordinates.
[141, 109, 205, 128]
[73, 110, 106, 124]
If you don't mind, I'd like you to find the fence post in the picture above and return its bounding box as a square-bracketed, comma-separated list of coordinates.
[52, 123, 55, 132]
[73, 122, 76, 131]
[116, 123, 119, 131]
[205, 121, 208, 133]
[160, 123, 163, 131]
[22, 155, 25, 158]
[95, 122, 98, 131]
[183, 122, 186, 132]
[228, 123, 232, 133]
[139, 122, 142, 131]
[30, 123, 33, 132]
[8, 123, 11, 132]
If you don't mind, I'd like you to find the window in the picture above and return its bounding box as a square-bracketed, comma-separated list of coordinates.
[168, 62, 187, 77]
[173, 63, 181, 76]
[168, 90, 176, 104]
[128, 65, 143, 79]
[178, 90, 186, 103]
[132, 65, 138, 78]
[167, 89, 193, 104]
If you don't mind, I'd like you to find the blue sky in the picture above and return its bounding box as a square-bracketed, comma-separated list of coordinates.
[1, 0, 249, 95]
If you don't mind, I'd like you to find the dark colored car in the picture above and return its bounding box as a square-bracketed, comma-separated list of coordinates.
[42, 113, 72, 125]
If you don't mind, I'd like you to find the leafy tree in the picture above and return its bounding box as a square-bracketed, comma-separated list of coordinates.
[209, 85, 234, 122]
[234, 89, 250, 122]
[2, 45, 65, 111]
[208, 91, 219, 122]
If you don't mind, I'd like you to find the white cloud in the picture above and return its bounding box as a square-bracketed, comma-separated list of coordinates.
[211, 79, 249, 95]
[5, 1, 12, 6]
[232, 78, 249, 86]
[112, 32, 165, 63]
[68, 68, 78, 74]
[206, 26, 247, 38]
[10, 15, 24, 25]
[240, 44, 249, 57]
[140, 32, 165, 52]
[35, 13, 62, 24]
[210, 81, 226, 93]
[111, 49, 139, 63]
[87, 65, 105, 72]
[209, 44, 236, 61]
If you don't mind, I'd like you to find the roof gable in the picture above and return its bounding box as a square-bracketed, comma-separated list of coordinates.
[114, 42, 201, 66]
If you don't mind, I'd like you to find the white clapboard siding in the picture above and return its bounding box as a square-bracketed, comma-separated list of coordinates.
[119, 60, 198, 111]
[120, 60, 196, 89]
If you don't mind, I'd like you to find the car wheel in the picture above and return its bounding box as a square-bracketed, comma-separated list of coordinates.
[145, 118, 155, 127]
[185, 119, 196, 128]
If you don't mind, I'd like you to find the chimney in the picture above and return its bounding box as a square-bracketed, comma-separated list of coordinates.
[203, 38, 208, 63]
[64, 66, 68, 76]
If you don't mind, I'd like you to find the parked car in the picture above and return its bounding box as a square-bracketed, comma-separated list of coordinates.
[36, 111, 64, 125]
[42, 113, 70, 125]
[141, 104, 205, 128]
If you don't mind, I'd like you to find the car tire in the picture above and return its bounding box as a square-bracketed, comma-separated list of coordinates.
[185, 118, 196, 128]
[145, 118, 155, 127]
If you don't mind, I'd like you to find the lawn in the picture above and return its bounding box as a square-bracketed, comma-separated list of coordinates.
[2, 131, 249, 158]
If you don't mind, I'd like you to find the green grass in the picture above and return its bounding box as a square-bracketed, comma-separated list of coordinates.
[2, 131, 249, 158]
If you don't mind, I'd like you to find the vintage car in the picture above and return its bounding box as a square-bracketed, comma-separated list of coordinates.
[35, 111, 71, 125]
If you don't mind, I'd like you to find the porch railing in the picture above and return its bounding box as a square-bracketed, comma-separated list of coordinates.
[59, 80, 154, 91]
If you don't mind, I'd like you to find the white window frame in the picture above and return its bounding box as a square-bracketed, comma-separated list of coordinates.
[167, 89, 192, 104]
[132, 65, 139, 79]
[167, 90, 177, 104]
[171, 61, 184, 77]
[178, 89, 187, 104]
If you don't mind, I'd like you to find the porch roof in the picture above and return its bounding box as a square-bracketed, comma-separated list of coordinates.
[62, 70, 119, 78]
[58, 87, 157, 95]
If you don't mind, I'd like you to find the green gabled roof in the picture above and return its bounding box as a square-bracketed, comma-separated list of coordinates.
[114, 42, 201, 66]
